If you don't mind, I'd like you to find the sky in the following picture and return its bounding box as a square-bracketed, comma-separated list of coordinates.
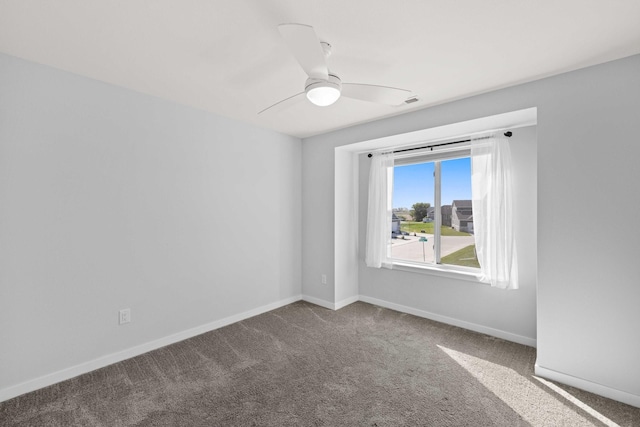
[393, 157, 472, 209]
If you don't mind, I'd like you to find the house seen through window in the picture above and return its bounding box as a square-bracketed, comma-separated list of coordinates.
[391, 155, 479, 269]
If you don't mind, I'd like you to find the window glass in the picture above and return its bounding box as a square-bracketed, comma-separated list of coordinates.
[391, 162, 434, 263]
[440, 157, 479, 268]
[391, 155, 479, 269]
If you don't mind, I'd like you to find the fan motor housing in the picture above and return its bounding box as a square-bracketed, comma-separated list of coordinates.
[305, 74, 342, 92]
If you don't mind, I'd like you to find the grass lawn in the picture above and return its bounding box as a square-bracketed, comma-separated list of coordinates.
[400, 221, 471, 237]
[441, 245, 480, 268]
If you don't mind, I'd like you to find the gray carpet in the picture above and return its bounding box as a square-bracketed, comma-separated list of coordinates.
[1, 301, 638, 426]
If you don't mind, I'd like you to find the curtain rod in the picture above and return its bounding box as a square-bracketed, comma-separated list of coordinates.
[367, 131, 512, 158]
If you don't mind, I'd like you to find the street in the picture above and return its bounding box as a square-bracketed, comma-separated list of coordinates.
[390, 233, 476, 264]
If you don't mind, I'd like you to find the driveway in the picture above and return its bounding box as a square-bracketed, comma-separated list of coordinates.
[390, 233, 475, 263]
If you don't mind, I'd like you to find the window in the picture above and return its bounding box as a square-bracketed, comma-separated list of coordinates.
[366, 134, 518, 288]
[365, 125, 522, 288]
[391, 147, 479, 270]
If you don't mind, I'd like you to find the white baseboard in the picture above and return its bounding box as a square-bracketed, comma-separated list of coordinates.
[301, 294, 359, 311]
[0, 295, 303, 403]
[335, 295, 359, 310]
[535, 364, 640, 409]
[304, 294, 536, 347]
[301, 295, 336, 310]
[359, 295, 537, 348]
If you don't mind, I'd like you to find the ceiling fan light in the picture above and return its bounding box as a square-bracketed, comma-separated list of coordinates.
[306, 85, 341, 106]
[305, 75, 342, 107]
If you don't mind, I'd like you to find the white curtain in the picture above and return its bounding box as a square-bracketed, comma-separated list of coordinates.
[365, 152, 394, 269]
[471, 136, 519, 289]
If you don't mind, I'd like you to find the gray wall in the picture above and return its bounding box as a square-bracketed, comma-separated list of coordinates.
[302, 54, 640, 402]
[0, 53, 302, 396]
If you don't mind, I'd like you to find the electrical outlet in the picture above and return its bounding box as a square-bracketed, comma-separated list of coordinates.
[119, 308, 131, 325]
[321, 274, 327, 285]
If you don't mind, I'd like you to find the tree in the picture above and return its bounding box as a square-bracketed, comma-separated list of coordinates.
[410, 202, 431, 222]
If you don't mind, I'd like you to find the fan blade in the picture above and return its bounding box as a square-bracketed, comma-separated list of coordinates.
[278, 23, 328, 80]
[341, 83, 411, 106]
[258, 92, 306, 115]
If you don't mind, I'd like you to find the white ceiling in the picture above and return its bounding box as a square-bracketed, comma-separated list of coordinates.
[1, 1, 639, 138]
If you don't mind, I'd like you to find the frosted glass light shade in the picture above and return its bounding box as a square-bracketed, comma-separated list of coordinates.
[306, 85, 341, 106]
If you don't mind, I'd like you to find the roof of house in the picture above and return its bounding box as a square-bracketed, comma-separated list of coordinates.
[456, 212, 473, 221]
[452, 200, 473, 221]
[452, 200, 472, 208]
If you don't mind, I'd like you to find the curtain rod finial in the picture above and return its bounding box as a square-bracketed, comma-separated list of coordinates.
[504, 131, 513, 137]
[368, 153, 373, 158]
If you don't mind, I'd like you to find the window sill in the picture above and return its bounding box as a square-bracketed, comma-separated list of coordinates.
[390, 260, 484, 283]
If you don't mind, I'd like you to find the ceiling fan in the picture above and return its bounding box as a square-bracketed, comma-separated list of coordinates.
[258, 23, 413, 114]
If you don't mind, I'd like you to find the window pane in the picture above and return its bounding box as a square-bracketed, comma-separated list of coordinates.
[391, 162, 435, 264]
[440, 157, 479, 268]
